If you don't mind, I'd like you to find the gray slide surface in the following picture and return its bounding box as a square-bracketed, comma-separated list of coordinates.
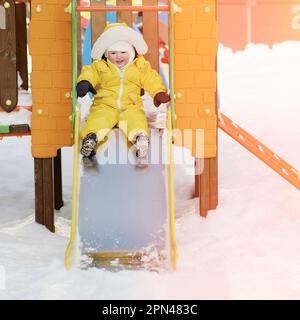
[77, 129, 169, 254]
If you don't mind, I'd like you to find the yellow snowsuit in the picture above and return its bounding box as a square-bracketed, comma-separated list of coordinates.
[78, 56, 167, 142]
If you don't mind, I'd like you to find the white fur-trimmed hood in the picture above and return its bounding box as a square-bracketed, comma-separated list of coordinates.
[91, 23, 148, 60]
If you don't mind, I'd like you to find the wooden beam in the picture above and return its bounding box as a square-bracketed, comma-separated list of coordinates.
[209, 157, 218, 210]
[197, 157, 218, 217]
[15, 3, 28, 90]
[194, 158, 200, 197]
[34, 158, 55, 232]
[199, 158, 210, 217]
[43, 158, 54, 232]
[117, 0, 133, 26]
[54, 149, 64, 210]
[91, 0, 106, 47]
[34, 158, 44, 225]
[142, 0, 159, 71]
[0, 0, 18, 111]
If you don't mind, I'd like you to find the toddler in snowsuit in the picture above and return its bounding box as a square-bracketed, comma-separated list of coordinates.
[76, 23, 170, 161]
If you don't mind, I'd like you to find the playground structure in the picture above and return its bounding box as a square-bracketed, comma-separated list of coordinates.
[0, 0, 299, 269]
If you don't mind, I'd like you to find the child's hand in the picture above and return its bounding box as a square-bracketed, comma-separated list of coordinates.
[76, 80, 97, 98]
[153, 92, 171, 107]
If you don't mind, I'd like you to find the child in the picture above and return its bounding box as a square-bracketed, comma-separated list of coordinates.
[76, 23, 170, 162]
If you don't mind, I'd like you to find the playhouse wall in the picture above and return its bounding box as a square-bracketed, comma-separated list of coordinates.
[30, 0, 72, 158]
[174, 0, 217, 159]
[218, 0, 300, 51]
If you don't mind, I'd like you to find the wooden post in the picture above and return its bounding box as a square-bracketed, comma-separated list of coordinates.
[15, 2, 28, 90]
[117, 0, 133, 26]
[34, 158, 44, 225]
[54, 149, 64, 210]
[199, 158, 210, 217]
[196, 157, 218, 217]
[43, 158, 54, 232]
[194, 158, 200, 197]
[142, 0, 159, 71]
[209, 157, 218, 210]
[34, 158, 55, 232]
[91, 0, 106, 47]
[0, 0, 18, 111]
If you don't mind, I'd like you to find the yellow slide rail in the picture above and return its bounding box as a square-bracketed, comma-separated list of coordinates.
[168, 0, 178, 271]
[167, 107, 178, 271]
[65, 105, 81, 269]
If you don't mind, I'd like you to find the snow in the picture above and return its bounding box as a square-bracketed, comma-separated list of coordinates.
[0, 106, 31, 126]
[1, 41, 300, 299]
[0, 72, 32, 126]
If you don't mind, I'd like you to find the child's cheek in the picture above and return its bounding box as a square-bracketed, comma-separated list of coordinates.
[124, 54, 130, 64]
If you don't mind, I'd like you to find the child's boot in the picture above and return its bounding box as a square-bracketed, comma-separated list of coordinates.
[81, 133, 98, 157]
[82, 150, 97, 168]
[134, 133, 149, 166]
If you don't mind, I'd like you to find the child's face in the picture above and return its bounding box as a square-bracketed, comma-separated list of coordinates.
[108, 51, 130, 68]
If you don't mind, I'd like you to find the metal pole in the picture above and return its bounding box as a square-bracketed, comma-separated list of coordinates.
[71, 0, 77, 135]
[169, 0, 175, 129]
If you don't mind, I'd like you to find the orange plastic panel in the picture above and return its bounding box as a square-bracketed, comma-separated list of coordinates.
[30, 0, 72, 158]
[174, 0, 218, 158]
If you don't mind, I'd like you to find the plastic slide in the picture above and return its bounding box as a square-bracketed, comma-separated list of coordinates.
[65, 105, 177, 271]
[66, 0, 177, 271]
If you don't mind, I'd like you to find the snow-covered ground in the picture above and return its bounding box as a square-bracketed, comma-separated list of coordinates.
[1, 42, 300, 299]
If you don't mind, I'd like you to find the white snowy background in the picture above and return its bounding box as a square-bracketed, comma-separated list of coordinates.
[0, 42, 300, 299]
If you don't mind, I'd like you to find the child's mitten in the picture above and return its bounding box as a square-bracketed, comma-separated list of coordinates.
[76, 80, 97, 97]
[153, 92, 170, 107]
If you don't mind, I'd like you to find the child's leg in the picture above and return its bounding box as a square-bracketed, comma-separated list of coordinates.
[81, 106, 120, 142]
[119, 108, 149, 143]
[119, 108, 149, 161]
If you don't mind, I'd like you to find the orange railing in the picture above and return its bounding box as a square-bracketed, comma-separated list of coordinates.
[218, 112, 300, 190]
[76, 5, 169, 12]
